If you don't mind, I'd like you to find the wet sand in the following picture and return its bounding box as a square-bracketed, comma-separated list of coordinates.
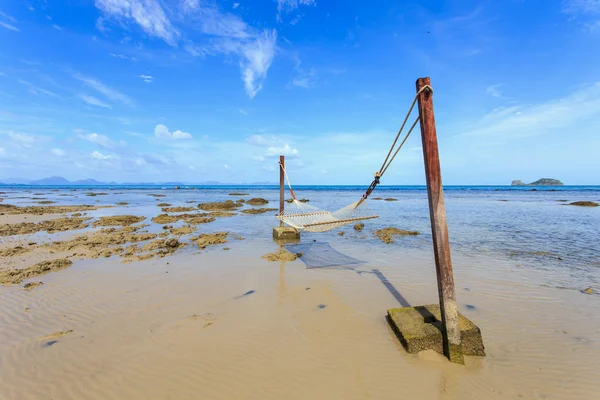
[0, 189, 599, 399]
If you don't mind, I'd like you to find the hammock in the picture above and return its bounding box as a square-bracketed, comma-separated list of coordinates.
[277, 85, 432, 233]
[276, 198, 379, 233]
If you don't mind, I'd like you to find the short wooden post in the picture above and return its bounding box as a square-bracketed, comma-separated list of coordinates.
[279, 155, 285, 227]
[416, 77, 464, 364]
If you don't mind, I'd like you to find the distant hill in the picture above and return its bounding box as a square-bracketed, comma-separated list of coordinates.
[0, 176, 278, 186]
[30, 176, 71, 185]
[511, 178, 564, 186]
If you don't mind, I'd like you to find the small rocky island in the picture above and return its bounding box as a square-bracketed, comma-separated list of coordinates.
[511, 178, 564, 186]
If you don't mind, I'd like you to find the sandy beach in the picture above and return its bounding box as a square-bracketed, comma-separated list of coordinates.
[1, 187, 599, 400]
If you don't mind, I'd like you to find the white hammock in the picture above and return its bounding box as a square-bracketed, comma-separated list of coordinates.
[276, 198, 379, 233]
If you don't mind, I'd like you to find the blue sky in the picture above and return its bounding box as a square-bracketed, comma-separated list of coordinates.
[0, 0, 599, 184]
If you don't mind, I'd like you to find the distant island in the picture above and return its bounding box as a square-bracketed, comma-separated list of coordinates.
[511, 178, 564, 186]
[0, 175, 276, 186]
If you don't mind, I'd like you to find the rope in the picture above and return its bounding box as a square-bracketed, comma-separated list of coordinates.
[357, 84, 433, 206]
[279, 162, 296, 200]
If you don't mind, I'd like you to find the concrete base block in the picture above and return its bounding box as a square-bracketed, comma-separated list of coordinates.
[272, 226, 300, 242]
[387, 304, 485, 357]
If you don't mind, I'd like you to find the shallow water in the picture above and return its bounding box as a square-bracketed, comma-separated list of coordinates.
[0, 186, 599, 399]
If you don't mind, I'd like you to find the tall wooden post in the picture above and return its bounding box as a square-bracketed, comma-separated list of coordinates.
[416, 77, 464, 364]
[279, 155, 285, 227]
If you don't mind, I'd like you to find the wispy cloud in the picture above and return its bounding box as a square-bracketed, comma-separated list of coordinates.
[154, 124, 193, 140]
[276, 0, 316, 17]
[91, 150, 112, 160]
[17, 79, 61, 98]
[486, 83, 503, 98]
[52, 148, 66, 156]
[72, 72, 134, 106]
[265, 144, 298, 156]
[460, 82, 600, 139]
[94, 0, 180, 45]
[79, 132, 125, 148]
[80, 94, 112, 109]
[562, 0, 600, 30]
[8, 131, 35, 147]
[109, 53, 138, 61]
[138, 74, 153, 83]
[52, 24, 63, 30]
[94, 1, 277, 98]
[183, 5, 278, 97]
[0, 11, 16, 22]
[288, 67, 317, 89]
[0, 21, 19, 32]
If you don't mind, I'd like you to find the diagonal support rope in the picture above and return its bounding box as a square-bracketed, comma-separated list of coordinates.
[356, 84, 433, 207]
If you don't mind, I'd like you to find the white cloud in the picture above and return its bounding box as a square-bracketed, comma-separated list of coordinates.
[233, 3, 240, 9]
[0, 12, 18, 31]
[139, 74, 153, 83]
[80, 94, 112, 109]
[224, 164, 231, 170]
[91, 150, 112, 160]
[72, 72, 134, 106]
[239, 108, 248, 115]
[563, 0, 600, 30]
[0, 21, 19, 31]
[240, 29, 277, 98]
[94, 0, 180, 45]
[0, 11, 17, 22]
[79, 132, 123, 148]
[182, 5, 277, 98]
[52, 148, 66, 156]
[52, 24, 63, 30]
[288, 67, 317, 89]
[8, 132, 35, 147]
[109, 53, 137, 61]
[246, 134, 280, 146]
[276, 0, 316, 15]
[182, 0, 200, 12]
[265, 144, 298, 156]
[154, 124, 193, 140]
[460, 81, 600, 139]
[17, 79, 61, 98]
[486, 84, 503, 98]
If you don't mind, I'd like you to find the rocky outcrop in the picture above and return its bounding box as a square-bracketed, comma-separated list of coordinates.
[511, 178, 563, 186]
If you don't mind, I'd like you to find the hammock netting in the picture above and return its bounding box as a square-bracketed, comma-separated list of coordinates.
[276, 199, 379, 233]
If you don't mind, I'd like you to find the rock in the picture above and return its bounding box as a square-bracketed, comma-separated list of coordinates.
[229, 193, 249, 196]
[262, 248, 298, 262]
[157, 203, 171, 207]
[338, 231, 345, 236]
[23, 281, 44, 290]
[354, 223, 365, 231]
[93, 215, 145, 227]
[197, 200, 243, 211]
[1, 259, 73, 285]
[582, 287, 595, 295]
[246, 198, 269, 205]
[511, 178, 564, 186]
[374, 227, 420, 244]
[241, 208, 278, 215]
[384, 198, 398, 201]
[285, 198, 309, 203]
[568, 201, 599, 207]
[196, 232, 229, 249]
[161, 206, 196, 213]
[116, 202, 129, 205]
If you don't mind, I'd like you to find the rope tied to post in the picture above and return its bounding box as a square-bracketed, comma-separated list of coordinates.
[356, 84, 433, 207]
